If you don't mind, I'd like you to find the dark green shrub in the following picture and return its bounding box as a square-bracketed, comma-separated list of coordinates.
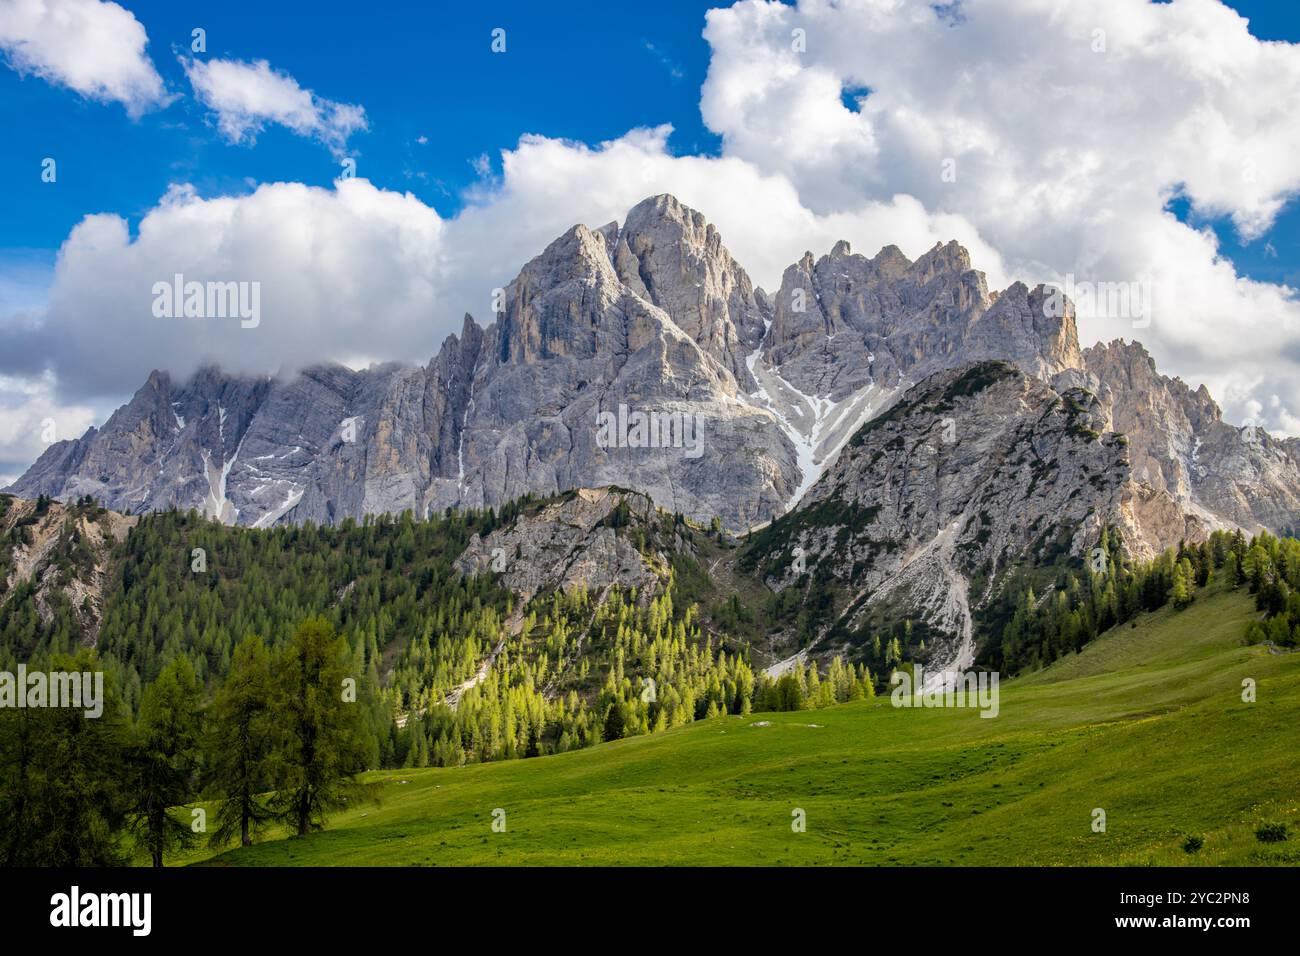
[1255, 822, 1288, 843]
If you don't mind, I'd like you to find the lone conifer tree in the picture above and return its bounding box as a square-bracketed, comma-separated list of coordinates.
[272, 616, 371, 836]
[129, 656, 203, 867]
[208, 635, 275, 848]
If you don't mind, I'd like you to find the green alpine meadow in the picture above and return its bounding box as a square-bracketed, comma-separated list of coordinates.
[184, 579, 1298, 868]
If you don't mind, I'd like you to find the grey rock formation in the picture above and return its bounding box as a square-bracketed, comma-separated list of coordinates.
[1084, 339, 1300, 536]
[763, 240, 1080, 399]
[617, 194, 767, 386]
[742, 239, 1088, 510]
[744, 361, 1193, 672]
[453, 487, 673, 606]
[447, 210, 798, 530]
[10, 367, 271, 521]
[0, 496, 136, 646]
[10, 197, 803, 530]
[10, 193, 1300, 548]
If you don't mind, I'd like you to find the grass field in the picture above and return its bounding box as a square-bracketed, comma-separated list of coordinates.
[191, 581, 1300, 866]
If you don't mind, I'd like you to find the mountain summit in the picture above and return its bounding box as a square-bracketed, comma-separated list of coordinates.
[11, 195, 1300, 545]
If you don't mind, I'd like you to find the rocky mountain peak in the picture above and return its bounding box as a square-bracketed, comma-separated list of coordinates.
[537, 221, 621, 281]
[1086, 337, 1157, 375]
[591, 220, 621, 257]
[870, 243, 913, 279]
[617, 193, 767, 371]
[488, 194, 766, 382]
[622, 192, 696, 231]
[493, 222, 626, 366]
[1084, 338, 1222, 427]
[1079, 338, 1300, 534]
[11, 196, 1300, 550]
[909, 239, 973, 283]
[144, 368, 171, 393]
[761, 232, 1081, 403]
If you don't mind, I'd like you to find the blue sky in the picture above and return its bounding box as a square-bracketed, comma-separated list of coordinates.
[3, 0, 1297, 303]
[1164, 0, 1300, 289]
[0, 0, 721, 255]
[3, 0, 1300, 483]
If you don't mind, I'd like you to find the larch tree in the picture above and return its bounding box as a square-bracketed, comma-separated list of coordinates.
[207, 635, 276, 848]
[272, 616, 372, 836]
[129, 656, 204, 867]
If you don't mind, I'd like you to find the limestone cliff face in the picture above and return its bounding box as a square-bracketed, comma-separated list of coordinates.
[1084, 340, 1300, 535]
[447, 207, 797, 531]
[617, 194, 767, 385]
[10, 357, 475, 530]
[763, 239, 1080, 400]
[741, 361, 1191, 672]
[9, 194, 1300, 550]
[10, 367, 271, 522]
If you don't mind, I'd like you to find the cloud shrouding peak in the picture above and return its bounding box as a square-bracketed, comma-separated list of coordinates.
[0, 125, 1008, 408]
[11, 179, 442, 398]
[182, 56, 367, 156]
[0, 371, 99, 488]
[0, 0, 169, 115]
[699, 0, 1300, 430]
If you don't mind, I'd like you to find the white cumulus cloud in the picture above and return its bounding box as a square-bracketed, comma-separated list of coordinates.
[182, 56, 367, 156]
[0, 0, 170, 115]
[1, 126, 998, 404]
[8, 178, 441, 397]
[699, 0, 1300, 431]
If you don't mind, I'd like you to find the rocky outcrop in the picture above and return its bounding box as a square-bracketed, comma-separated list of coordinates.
[742, 361, 1191, 671]
[0, 495, 135, 649]
[453, 487, 679, 606]
[1084, 340, 1300, 536]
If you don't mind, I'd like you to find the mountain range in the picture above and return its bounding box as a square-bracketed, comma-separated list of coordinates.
[10, 194, 1300, 671]
[13, 193, 1298, 539]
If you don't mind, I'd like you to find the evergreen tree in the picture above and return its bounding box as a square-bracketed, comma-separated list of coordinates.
[602, 703, 625, 741]
[207, 635, 275, 848]
[0, 650, 131, 866]
[1170, 558, 1194, 610]
[271, 617, 372, 835]
[128, 656, 203, 866]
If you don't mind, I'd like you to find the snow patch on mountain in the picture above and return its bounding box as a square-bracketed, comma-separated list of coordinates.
[746, 342, 901, 511]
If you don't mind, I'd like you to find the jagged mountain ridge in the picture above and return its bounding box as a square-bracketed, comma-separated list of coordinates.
[741, 360, 1203, 673]
[1080, 340, 1300, 536]
[10, 194, 1300, 546]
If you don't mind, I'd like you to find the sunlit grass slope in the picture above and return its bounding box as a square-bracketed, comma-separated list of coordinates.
[196, 582, 1299, 866]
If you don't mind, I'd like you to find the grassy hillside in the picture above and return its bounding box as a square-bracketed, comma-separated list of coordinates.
[191, 581, 1299, 866]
